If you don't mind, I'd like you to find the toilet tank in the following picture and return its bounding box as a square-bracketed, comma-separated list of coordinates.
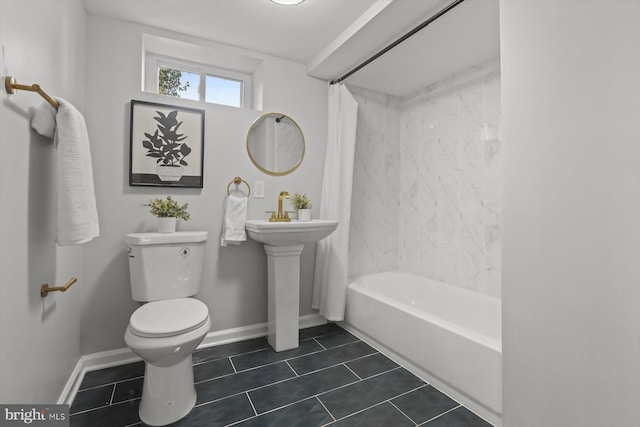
[125, 231, 208, 302]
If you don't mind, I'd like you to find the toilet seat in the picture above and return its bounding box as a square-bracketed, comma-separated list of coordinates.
[129, 298, 209, 338]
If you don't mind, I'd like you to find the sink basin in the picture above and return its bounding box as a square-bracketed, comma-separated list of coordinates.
[245, 219, 338, 247]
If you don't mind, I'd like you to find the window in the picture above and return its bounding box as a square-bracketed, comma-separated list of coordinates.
[206, 74, 243, 108]
[146, 54, 252, 108]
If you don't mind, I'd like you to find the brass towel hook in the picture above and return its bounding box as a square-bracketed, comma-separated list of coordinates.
[41, 277, 77, 297]
[5, 76, 60, 109]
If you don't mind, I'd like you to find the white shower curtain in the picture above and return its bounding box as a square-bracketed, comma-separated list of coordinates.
[312, 83, 358, 321]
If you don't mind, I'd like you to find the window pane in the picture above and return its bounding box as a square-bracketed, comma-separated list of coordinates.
[157, 66, 200, 100]
[206, 75, 242, 107]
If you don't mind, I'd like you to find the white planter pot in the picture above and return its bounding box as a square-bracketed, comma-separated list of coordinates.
[157, 217, 177, 233]
[297, 209, 311, 222]
[155, 165, 184, 182]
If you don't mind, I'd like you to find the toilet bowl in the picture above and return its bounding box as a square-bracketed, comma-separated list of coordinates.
[125, 297, 211, 426]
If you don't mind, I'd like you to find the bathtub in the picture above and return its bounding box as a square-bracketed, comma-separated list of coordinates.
[343, 271, 502, 425]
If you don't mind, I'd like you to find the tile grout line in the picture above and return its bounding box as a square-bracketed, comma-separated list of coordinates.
[202, 364, 368, 420]
[195, 354, 404, 415]
[319, 384, 426, 427]
[70, 397, 141, 417]
[77, 375, 144, 393]
[198, 340, 332, 382]
[70, 402, 112, 417]
[341, 362, 363, 380]
[290, 352, 396, 379]
[313, 337, 327, 350]
[194, 354, 326, 395]
[108, 382, 117, 405]
[320, 400, 390, 426]
[194, 359, 289, 385]
[284, 359, 299, 377]
[246, 392, 258, 417]
[194, 343, 376, 390]
[192, 330, 341, 367]
[243, 364, 406, 416]
[417, 404, 462, 426]
[229, 337, 363, 374]
[229, 356, 238, 373]
[286, 350, 377, 377]
[194, 373, 304, 408]
[389, 400, 419, 426]
[315, 396, 337, 423]
[194, 361, 363, 409]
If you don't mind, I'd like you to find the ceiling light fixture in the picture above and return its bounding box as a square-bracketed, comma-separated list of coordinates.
[270, 0, 305, 5]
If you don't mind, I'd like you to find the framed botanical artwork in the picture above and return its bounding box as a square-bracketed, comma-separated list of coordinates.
[129, 100, 205, 188]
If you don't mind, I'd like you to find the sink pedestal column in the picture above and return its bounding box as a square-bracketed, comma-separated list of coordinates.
[264, 244, 304, 352]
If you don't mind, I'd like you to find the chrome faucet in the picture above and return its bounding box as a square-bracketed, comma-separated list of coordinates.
[267, 191, 293, 222]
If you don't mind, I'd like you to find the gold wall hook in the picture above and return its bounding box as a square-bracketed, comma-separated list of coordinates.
[41, 277, 77, 297]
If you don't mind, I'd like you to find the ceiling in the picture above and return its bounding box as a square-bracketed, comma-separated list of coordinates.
[82, 0, 500, 97]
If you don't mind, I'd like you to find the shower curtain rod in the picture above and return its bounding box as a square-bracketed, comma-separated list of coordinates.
[329, 0, 466, 85]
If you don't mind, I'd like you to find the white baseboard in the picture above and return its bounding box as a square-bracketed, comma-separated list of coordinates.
[58, 313, 327, 406]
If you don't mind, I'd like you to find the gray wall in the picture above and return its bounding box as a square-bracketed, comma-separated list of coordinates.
[0, 0, 87, 403]
[501, 1, 640, 425]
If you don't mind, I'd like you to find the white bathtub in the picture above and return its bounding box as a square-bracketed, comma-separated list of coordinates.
[343, 271, 502, 425]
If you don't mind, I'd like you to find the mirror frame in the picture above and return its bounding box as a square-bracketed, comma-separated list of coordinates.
[246, 112, 305, 176]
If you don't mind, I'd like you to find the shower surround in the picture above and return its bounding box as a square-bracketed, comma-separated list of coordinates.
[349, 60, 502, 298]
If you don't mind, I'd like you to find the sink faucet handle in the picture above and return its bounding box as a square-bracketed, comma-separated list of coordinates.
[265, 211, 277, 221]
[284, 210, 295, 219]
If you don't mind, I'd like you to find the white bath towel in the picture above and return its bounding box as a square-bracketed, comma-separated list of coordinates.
[31, 98, 100, 246]
[220, 194, 247, 247]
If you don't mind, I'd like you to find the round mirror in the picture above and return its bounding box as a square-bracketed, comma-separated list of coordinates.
[246, 112, 305, 176]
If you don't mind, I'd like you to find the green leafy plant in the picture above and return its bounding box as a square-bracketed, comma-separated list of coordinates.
[158, 67, 191, 97]
[142, 196, 190, 221]
[142, 110, 192, 166]
[292, 192, 312, 209]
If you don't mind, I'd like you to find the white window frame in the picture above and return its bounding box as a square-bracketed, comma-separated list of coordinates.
[145, 53, 252, 108]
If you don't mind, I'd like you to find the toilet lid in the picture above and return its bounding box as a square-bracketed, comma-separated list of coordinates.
[129, 298, 209, 338]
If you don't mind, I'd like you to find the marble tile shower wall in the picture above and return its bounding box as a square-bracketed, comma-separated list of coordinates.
[348, 88, 401, 277]
[399, 62, 502, 297]
[347, 61, 502, 298]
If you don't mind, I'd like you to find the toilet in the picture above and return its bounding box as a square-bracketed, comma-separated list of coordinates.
[124, 231, 211, 426]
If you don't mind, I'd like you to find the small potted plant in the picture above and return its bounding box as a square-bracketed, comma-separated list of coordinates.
[292, 192, 312, 222]
[141, 110, 192, 182]
[142, 196, 190, 233]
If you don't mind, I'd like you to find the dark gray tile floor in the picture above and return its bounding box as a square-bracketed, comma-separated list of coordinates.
[69, 323, 493, 427]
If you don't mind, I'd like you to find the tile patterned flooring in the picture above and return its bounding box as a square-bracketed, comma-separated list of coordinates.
[69, 323, 493, 427]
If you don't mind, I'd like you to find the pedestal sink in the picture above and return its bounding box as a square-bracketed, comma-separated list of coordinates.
[246, 219, 338, 352]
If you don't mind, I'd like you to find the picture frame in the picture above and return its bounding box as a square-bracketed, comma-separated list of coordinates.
[129, 100, 205, 188]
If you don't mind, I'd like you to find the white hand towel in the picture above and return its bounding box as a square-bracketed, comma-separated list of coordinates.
[31, 98, 100, 245]
[31, 102, 57, 140]
[220, 194, 247, 247]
